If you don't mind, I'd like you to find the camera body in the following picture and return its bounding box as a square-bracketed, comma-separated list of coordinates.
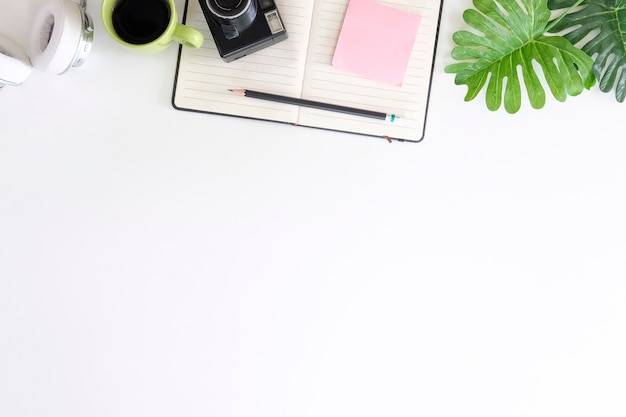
[199, 0, 288, 62]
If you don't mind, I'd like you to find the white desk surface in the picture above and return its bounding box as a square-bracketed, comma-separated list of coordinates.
[1, 1, 625, 416]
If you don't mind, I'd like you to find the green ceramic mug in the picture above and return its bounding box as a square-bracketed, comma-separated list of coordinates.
[101, 0, 203, 53]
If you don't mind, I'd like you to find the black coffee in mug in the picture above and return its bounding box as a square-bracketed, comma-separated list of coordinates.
[112, 0, 171, 44]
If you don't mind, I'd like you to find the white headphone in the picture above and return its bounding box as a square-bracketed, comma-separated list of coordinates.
[0, 0, 94, 88]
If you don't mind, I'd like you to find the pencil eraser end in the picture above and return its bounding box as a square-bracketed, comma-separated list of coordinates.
[386, 114, 402, 125]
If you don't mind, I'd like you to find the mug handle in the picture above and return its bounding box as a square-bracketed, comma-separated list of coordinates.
[173, 24, 204, 49]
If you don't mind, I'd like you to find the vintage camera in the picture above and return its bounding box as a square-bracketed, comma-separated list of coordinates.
[199, 0, 288, 62]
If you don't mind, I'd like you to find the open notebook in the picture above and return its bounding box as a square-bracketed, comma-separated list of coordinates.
[172, 0, 444, 142]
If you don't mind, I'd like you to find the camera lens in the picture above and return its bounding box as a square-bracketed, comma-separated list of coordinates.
[212, 0, 245, 15]
[206, 0, 257, 38]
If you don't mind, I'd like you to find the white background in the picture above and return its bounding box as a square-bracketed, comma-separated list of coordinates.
[1, 1, 625, 416]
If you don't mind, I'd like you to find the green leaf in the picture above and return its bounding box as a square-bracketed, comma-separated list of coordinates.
[445, 0, 596, 113]
[547, 0, 626, 102]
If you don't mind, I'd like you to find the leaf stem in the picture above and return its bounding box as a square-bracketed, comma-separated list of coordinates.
[545, 0, 587, 32]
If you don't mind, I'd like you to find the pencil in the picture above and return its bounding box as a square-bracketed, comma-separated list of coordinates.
[229, 89, 399, 123]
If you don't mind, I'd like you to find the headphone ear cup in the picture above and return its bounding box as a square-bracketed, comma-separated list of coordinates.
[28, 0, 93, 75]
[0, 34, 34, 86]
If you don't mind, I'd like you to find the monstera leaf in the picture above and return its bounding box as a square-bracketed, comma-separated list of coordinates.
[547, 0, 626, 102]
[445, 0, 596, 113]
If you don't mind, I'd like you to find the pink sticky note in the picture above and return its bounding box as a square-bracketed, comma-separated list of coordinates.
[332, 0, 421, 86]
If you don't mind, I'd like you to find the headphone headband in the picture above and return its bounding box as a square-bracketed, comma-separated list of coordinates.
[0, 34, 33, 87]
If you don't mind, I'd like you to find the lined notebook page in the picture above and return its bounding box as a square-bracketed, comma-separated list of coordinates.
[173, 0, 315, 123]
[173, 0, 442, 141]
[298, 0, 442, 141]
